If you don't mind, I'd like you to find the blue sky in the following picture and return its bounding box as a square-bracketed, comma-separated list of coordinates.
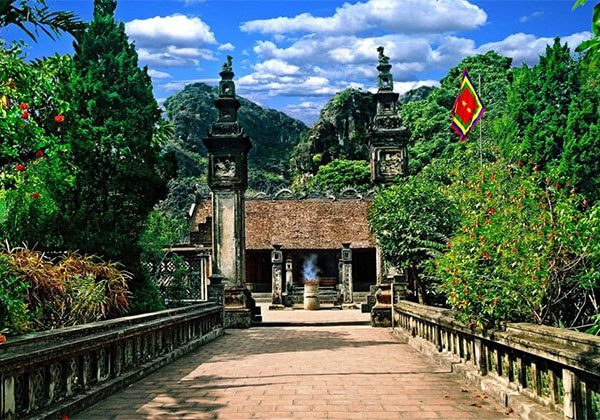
[1, 0, 594, 124]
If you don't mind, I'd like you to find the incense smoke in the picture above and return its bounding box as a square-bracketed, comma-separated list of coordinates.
[302, 254, 321, 280]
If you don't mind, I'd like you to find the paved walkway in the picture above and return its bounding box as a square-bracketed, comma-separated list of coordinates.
[77, 326, 510, 419]
[258, 304, 371, 324]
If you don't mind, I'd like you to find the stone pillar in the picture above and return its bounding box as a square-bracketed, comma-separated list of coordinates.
[340, 243, 353, 305]
[285, 257, 293, 295]
[271, 245, 283, 306]
[203, 56, 255, 328]
[367, 46, 411, 327]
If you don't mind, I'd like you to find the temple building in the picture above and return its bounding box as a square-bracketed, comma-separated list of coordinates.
[189, 193, 377, 301]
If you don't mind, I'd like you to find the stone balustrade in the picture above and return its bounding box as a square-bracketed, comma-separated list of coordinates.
[0, 302, 223, 419]
[393, 300, 600, 419]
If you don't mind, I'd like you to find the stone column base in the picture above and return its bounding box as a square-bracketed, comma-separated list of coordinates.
[371, 306, 392, 327]
[224, 308, 253, 328]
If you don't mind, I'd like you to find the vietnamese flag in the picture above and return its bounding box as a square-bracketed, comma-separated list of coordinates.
[451, 68, 485, 140]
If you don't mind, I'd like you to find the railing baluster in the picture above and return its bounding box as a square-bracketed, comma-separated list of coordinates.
[562, 368, 582, 419]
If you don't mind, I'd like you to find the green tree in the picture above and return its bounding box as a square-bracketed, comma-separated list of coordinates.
[0, 42, 75, 247]
[559, 63, 600, 202]
[403, 51, 513, 174]
[369, 172, 459, 304]
[0, 0, 84, 41]
[303, 159, 371, 193]
[498, 39, 579, 170]
[63, 0, 167, 310]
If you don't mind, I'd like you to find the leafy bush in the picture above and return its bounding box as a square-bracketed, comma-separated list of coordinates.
[0, 245, 130, 334]
[436, 160, 598, 327]
[0, 254, 31, 334]
[369, 171, 459, 304]
[303, 159, 371, 193]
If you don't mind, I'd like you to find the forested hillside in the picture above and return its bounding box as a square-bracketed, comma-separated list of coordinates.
[164, 83, 307, 188]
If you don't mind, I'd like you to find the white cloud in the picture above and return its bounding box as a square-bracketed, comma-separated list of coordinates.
[478, 31, 591, 65]
[161, 78, 219, 92]
[394, 80, 440, 94]
[241, 0, 486, 35]
[285, 100, 326, 123]
[519, 11, 543, 23]
[126, 15, 217, 68]
[218, 42, 235, 51]
[126, 15, 216, 48]
[254, 59, 300, 75]
[178, 0, 205, 5]
[138, 47, 213, 67]
[147, 69, 172, 79]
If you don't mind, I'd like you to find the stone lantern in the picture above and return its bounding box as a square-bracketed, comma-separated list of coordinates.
[203, 56, 256, 328]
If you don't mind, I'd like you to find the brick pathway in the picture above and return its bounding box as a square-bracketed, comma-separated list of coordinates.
[77, 326, 510, 419]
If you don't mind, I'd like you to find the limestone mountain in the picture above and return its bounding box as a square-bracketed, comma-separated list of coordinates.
[163, 82, 307, 188]
[290, 88, 376, 176]
[290, 86, 432, 178]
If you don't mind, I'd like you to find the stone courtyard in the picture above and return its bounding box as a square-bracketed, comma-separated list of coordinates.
[76, 323, 510, 419]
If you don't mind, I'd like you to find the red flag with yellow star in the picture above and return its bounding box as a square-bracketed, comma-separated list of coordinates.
[451, 68, 485, 141]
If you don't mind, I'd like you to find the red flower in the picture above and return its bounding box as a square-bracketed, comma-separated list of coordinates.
[482, 252, 491, 260]
[583, 199, 589, 207]
[15, 164, 25, 172]
[517, 160, 524, 168]
[18, 102, 28, 110]
[32, 192, 40, 199]
[54, 114, 65, 123]
[485, 191, 491, 198]
[21, 110, 29, 119]
[488, 208, 496, 215]
[485, 217, 490, 225]
[570, 187, 577, 194]
[0, 334, 6, 344]
[555, 183, 562, 190]
[446, 242, 452, 249]
[35, 149, 44, 159]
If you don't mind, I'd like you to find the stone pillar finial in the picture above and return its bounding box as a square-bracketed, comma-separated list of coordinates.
[369, 47, 409, 185]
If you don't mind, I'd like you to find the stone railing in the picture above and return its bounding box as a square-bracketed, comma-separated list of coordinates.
[0, 302, 223, 419]
[392, 300, 600, 419]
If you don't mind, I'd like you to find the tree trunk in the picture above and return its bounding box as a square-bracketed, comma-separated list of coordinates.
[411, 264, 427, 305]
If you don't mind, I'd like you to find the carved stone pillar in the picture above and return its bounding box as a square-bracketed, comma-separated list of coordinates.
[271, 245, 283, 305]
[340, 243, 353, 304]
[203, 56, 256, 328]
[367, 46, 410, 327]
[285, 257, 293, 295]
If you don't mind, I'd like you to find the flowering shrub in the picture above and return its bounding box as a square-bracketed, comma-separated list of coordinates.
[437, 160, 599, 328]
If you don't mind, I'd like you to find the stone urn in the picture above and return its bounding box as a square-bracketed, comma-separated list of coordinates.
[303, 280, 320, 310]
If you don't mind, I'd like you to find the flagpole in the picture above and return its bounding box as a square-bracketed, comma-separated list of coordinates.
[478, 73, 483, 168]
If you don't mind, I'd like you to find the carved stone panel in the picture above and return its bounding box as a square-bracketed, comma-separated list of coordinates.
[215, 158, 236, 179]
[373, 148, 408, 182]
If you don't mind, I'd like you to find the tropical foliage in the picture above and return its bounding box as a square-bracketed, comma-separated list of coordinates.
[0, 245, 129, 335]
[303, 159, 371, 193]
[0, 0, 84, 41]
